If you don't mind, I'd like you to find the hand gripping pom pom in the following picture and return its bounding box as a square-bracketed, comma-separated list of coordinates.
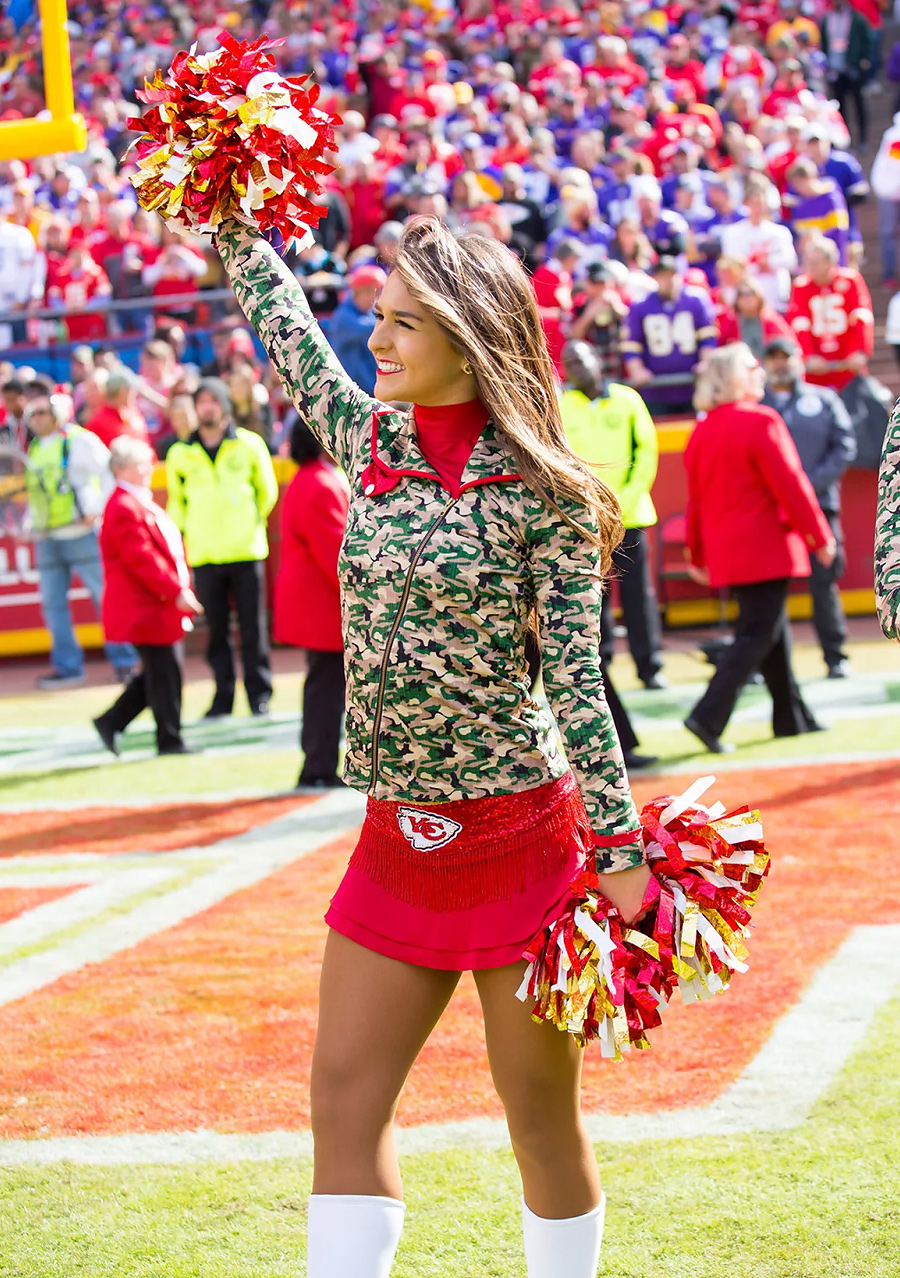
[518, 776, 771, 1058]
[127, 33, 339, 244]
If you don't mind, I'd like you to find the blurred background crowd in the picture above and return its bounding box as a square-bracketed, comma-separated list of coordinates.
[0, 0, 898, 768]
[1, 0, 900, 460]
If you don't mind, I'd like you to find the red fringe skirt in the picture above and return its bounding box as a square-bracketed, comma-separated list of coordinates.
[325, 772, 592, 971]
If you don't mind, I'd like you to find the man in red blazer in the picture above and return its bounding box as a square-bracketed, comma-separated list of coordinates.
[93, 437, 202, 756]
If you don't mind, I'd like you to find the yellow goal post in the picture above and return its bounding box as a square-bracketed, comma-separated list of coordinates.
[0, 0, 87, 161]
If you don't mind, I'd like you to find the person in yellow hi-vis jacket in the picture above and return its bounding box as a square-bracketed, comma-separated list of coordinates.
[165, 377, 278, 718]
[560, 340, 664, 689]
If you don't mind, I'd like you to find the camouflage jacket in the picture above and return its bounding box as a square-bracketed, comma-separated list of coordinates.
[218, 224, 644, 870]
[875, 399, 900, 641]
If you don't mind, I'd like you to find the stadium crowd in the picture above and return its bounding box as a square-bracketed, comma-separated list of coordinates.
[0, 0, 897, 745]
[1, 0, 898, 453]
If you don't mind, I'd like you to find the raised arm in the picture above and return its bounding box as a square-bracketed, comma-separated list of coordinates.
[216, 222, 376, 471]
[875, 400, 900, 641]
[526, 507, 644, 873]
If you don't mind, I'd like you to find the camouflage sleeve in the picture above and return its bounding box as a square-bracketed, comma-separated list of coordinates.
[875, 399, 900, 641]
[527, 510, 645, 872]
[215, 222, 376, 471]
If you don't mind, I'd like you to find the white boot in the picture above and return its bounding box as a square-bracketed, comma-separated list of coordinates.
[307, 1194, 405, 1278]
[522, 1193, 606, 1278]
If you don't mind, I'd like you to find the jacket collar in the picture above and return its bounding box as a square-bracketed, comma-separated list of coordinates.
[361, 408, 521, 499]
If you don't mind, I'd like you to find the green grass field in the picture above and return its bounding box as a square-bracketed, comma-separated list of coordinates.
[1, 630, 899, 1278]
[2, 991, 899, 1278]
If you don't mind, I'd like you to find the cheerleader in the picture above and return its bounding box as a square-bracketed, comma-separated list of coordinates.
[216, 215, 650, 1278]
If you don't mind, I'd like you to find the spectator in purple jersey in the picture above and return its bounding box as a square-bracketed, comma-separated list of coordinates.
[784, 158, 851, 267]
[622, 256, 719, 414]
[802, 124, 869, 256]
[660, 141, 715, 210]
[545, 187, 613, 272]
[547, 91, 588, 162]
[634, 175, 690, 261]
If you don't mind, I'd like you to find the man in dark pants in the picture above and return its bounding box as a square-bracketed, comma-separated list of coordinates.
[560, 340, 666, 688]
[762, 338, 857, 677]
[165, 378, 278, 718]
[688, 578, 823, 747]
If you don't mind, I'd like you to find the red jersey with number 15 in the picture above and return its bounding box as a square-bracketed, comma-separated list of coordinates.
[786, 268, 874, 391]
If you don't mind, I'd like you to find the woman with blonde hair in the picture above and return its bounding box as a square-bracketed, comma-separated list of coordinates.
[217, 213, 650, 1278]
[684, 343, 836, 753]
[716, 275, 795, 359]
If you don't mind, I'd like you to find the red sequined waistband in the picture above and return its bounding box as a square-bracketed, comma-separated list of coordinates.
[349, 773, 591, 911]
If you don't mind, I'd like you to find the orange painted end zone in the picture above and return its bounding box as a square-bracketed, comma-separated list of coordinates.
[0, 885, 83, 926]
[1, 795, 314, 859]
[0, 762, 897, 1139]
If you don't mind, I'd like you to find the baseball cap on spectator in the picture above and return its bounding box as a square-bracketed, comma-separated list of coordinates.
[453, 81, 475, 105]
[501, 163, 525, 183]
[460, 133, 483, 151]
[227, 330, 255, 358]
[106, 368, 136, 397]
[676, 173, 704, 194]
[374, 220, 404, 242]
[651, 255, 680, 274]
[684, 268, 710, 289]
[350, 265, 387, 290]
[764, 336, 799, 357]
[802, 122, 831, 141]
[632, 175, 662, 202]
[667, 33, 690, 49]
[371, 114, 399, 131]
[422, 49, 446, 66]
[586, 261, 614, 283]
[193, 377, 233, 414]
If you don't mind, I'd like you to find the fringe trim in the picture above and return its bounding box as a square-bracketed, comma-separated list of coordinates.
[349, 788, 593, 912]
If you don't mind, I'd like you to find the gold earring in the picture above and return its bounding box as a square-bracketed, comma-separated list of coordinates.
[462, 360, 473, 375]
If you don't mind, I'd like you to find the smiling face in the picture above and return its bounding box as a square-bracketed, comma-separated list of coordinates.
[368, 272, 475, 407]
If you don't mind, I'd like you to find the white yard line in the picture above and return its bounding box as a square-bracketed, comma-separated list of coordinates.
[0, 788, 366, 1010]
[0, 867, 175, 959]
[0, 922, 897, 1166]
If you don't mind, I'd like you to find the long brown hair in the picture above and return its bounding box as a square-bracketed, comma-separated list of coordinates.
[392, 217, 623, 570]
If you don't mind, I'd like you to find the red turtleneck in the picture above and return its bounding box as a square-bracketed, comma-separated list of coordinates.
[413, 399, 490, 496]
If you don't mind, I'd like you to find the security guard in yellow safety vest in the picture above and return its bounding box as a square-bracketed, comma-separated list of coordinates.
[165, 377, 278, 719]
[24, 391, 137, 689]
[560, 339, 665, 690]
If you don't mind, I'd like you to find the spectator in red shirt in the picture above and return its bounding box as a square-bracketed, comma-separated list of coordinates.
[49, 244, 111, 341]
[663, 34, 708, 102]
[141, 232, 207, 317]
[67, 189, 105, 250]
[763, 59, 808, 116]
[527, 38, 583, 103]
[90, 202, 155, 331]
[585, 37, 648, 96]
[344, 156, 389, 252]
[85, 368, 151, 450]
[532, 239, 578, 375]
[40, 217, 71, 304]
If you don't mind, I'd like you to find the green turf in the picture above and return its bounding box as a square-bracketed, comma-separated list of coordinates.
[1, 992, 898, 1277]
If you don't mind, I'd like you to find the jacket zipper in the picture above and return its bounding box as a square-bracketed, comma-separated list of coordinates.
[368, 494, 459, 794]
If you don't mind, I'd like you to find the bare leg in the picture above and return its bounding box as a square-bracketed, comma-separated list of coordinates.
[474, 962, 601, 1219]
[310, 930, 460, 1199]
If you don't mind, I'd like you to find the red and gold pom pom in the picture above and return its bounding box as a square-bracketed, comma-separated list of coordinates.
[518, 776, 770, 1058]
[127, 32, 339, 243]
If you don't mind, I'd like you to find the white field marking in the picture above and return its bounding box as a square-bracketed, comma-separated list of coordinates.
[648, 747, 900, 776]
[0, 789, 279, 812]
[0, 867, 175, 959]
[0, 922, 897, 1167]
[0, 787, 366, 1010]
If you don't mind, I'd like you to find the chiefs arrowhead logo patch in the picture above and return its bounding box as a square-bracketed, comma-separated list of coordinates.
[396, 807, 463, 851]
